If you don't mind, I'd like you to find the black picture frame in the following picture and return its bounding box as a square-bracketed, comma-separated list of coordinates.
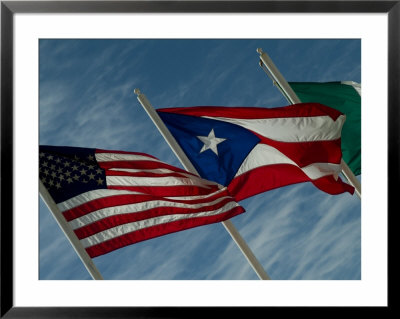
[1, 1, 396, 317]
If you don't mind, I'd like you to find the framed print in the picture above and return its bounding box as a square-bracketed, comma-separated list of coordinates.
[1, 0, 396, 317]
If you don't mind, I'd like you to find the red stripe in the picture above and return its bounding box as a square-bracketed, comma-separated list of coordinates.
[228, 164, 354, 201]
[74, 197, 236, 239]
[85, 206, 244, 258]
[255, 135, 343, 167]
[157, 103, 342, 121]
[108, 184, 221, 197]
[312, 175, 355, 195]
[98, 160, 194, 175]
[63, 193, 157, 221]
[62, 189, 231, 221]
[105, 169, 196, 179]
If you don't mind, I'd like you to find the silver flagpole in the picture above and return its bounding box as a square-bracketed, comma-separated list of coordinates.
[257, 48, 361, 199]
[40, 180, 104, 280]
[134, 89, 271, 280]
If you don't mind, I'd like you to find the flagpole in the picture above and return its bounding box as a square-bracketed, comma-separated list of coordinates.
[257, 48, 361, 199]
[39, 180, 104, 280]
[134, 89, 271, 280]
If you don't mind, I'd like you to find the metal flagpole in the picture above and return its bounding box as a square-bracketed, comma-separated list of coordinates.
[257, 48, 361, 199]
[39, 180, 104, 280]
[134, 89, 271, 280]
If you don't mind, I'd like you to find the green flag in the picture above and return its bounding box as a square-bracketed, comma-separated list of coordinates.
[289, 81, 361, 176]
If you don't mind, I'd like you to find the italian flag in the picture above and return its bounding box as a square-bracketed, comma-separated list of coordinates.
[289, 81, 361, 176]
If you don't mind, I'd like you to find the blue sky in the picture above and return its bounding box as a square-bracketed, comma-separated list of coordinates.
[39, 39, 361, 280]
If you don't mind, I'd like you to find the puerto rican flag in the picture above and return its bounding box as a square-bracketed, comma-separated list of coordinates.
[157, 103, 355, 201]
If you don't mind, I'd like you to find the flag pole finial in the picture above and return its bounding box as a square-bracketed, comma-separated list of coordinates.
[134, 88, 141, 95]
[257, 48, 264, 54]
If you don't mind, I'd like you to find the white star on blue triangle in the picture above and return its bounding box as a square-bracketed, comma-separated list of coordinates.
[158, 112, 260, 186]
[197, 128, 226, 156]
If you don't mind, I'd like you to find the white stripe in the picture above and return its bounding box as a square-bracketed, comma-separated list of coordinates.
[80, 201, 240, 248]
[165, 187, 228, 201]
[109, 168, 182, 174]
[69, 196, 232, 230]
[235, 144, 341, 180]
[57, 189, 143, 212]
[108, 168, 220, 187]
[106, 175, 214, 189]
[95, 152, 161, 163]
[303, 162, 342, 179]
[203, 114, 345, 142]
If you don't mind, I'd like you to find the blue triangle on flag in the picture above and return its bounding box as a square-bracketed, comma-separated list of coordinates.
[158, 112, 260, 186]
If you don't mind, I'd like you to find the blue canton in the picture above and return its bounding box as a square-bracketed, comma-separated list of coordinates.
[39, 146, 107, 203]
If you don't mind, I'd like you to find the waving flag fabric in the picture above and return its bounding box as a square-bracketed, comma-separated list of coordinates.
[39, 145, 244, 258]
[289, 81, 361, 176]
[157, 103, 355, 201]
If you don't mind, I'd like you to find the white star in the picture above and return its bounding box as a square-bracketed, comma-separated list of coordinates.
[197, 128, 226, 156]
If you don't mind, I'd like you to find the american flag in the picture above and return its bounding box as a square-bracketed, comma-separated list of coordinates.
[39, 145, 244, 258]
